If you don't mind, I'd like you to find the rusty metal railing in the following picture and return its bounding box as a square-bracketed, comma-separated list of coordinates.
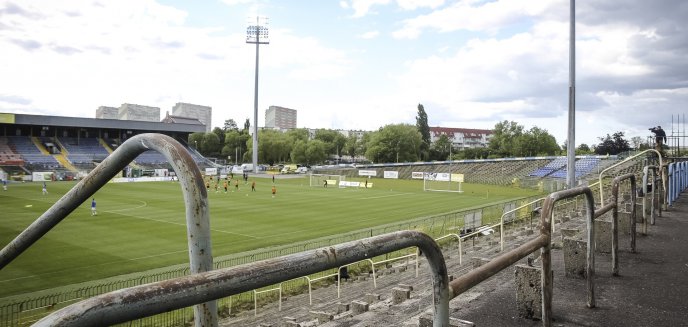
[592, 173, 636, 275]
[598, 149, 663, 207]
[447, 186, 596, 326]
[33, 230, 451, 327]
[0, 133, 217, 326]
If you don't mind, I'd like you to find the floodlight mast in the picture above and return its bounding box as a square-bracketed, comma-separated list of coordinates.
[566, 0, 576, 188]
[246, 17, 269, 174]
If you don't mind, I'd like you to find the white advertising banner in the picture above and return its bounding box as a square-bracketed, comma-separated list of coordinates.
[383, 171, 399, 179]
[424, 172, 450, 181]
[205, 167, 217, 176]
[411, 172, 424, 179]
[358, 169, 377, 177]
[339, 181, 361, 187]
[32, 172, 53, 182]
[451, 173, 465, 182]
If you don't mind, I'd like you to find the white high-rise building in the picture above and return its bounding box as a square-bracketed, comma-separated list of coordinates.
[265, 106, 297, 130]
[95, 106, 118, 119]
[118, 103, 160, 122]
[171, 102, 212, 132]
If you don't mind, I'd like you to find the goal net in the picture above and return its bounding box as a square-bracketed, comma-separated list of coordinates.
[309, 174, 345, 188]
[423, 172, 464, 193]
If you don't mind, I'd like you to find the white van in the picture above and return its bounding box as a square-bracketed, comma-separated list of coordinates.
[240, 164, 253, 172]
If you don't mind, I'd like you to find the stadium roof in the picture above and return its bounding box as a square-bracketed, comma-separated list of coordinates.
[0, 112, 205, 133]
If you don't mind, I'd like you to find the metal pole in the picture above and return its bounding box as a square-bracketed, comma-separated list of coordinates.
[252, 29, 259, 174]
[566, 0, 576, 188]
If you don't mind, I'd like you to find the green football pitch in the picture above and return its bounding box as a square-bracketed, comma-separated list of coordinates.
[0, 176, 540, 297]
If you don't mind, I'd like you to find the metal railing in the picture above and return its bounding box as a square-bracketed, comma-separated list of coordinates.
[598, 149, 663, 207]
[447, 186, 596, 326]
[593, 173, 637, 275]
[668, 161, 687, 205]
[33, 230, 451, 327]
[0, 133, 217, 326]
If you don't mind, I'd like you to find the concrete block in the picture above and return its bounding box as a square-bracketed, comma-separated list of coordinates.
[515, 264, 542, 319]
[351, 300, 369, 315]
[310, 311, 333, 324]
[618, 212, 632, 235]
[561, 228, 579, 239]
[419, 313, 475, 327]
[398, 266, 407, 273]
[398, 283, 413, 291]
[282, 317, 300, 327]
[563, 237, 587, 279]
[365, 293, 380, 304]
[594, 217, 612, 253]
[258, 323, 273, 327]
[357, 276, 367, 282]
[392, 287, 411, 304]
[336, 302, 349, 314]
[524, 229, 534, 235]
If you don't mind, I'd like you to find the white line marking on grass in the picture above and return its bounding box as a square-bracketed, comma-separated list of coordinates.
[362, 192, 414, 200]
[107, 200, 148, 212]
[107, 210, 260, 239]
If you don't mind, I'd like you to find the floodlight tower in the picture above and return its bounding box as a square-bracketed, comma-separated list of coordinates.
[246, 16, 269, 173]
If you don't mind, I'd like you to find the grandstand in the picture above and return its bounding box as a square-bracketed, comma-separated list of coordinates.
[315, 156, 617, 191]
[0, 113, 207, 178]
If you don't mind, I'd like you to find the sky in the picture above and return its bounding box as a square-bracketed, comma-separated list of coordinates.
[1, 0, 687, 147]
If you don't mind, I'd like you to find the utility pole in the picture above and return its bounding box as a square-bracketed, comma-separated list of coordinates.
[246, 17, 269, 174]
[566, 0, 576, 188]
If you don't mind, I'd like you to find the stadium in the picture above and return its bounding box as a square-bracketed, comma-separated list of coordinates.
[1, 111, 687, 326]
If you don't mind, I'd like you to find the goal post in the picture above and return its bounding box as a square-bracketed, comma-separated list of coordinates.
[423, 172, 464, 193]
[309, 173, 345, 188]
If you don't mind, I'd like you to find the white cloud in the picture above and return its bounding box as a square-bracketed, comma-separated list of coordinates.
[359, 30, 380, 39]
[393, 0, 561, 39]
[395, 0, 445, 11]
[342, 0, 391, 18]
[0, 0, 354, 128]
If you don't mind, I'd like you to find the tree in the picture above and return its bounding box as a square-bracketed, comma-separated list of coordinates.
[594, 131, 631, 155]
[257, 129, 291, 165]
[516, 127, 560, 156]
[212, 127, 225, 146]
[430, 134, 451, 160]
[305, 139, 327, 164]
[576, 143, 592, 155]
[223, 130, 249, 163]
[223, 119, 239, 132]
[415, 104, 431, 161]
[489, 120, 524, 157]
[344, 134, 359, 161]
[243, 118, 250, 132]
[365, 124, 422, 163]
[291, 140, 307, 164]
[630, 136, 643, 150]
[201, 132, 220, 157]
[188, 132, 204, 152]
[286, 128, 310, 144]
[314, 129, 346, 157]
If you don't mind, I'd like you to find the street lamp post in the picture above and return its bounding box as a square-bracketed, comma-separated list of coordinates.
[247, 17, 269, 174]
